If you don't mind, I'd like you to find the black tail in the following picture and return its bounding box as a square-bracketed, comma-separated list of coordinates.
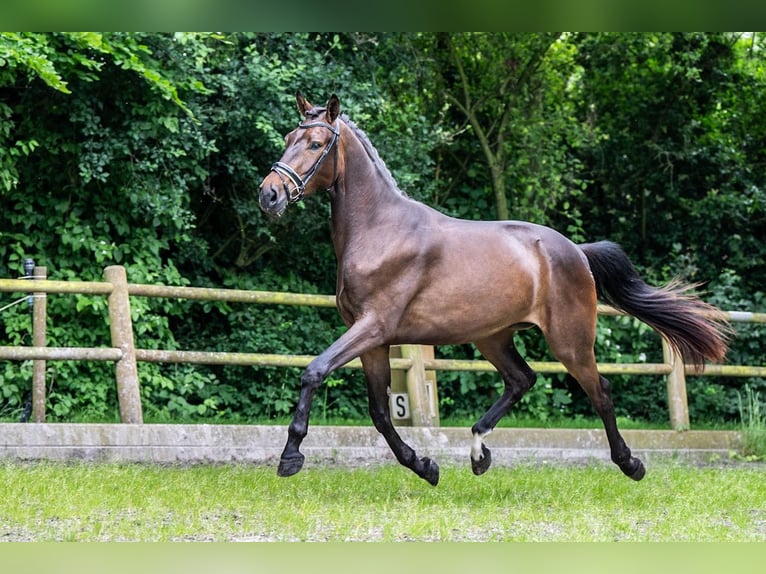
[579, 241, 731, 367]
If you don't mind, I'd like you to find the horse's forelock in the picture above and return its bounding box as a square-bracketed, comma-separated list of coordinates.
[305, 107, 327, 120]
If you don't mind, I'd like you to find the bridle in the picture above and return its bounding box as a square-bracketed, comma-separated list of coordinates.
[270, 119, 340, 204]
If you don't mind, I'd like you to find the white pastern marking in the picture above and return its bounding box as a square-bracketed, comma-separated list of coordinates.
[470, 430, 492, 461]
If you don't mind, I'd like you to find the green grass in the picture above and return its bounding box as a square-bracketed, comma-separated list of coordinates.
[738, 384, 766, 460]
[1, 460, 764, 541]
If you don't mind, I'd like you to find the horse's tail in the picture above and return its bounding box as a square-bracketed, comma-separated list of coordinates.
[579, 240, 731, 368]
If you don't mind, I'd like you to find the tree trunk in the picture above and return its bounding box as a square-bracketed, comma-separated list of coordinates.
[490, 162, 509, 220]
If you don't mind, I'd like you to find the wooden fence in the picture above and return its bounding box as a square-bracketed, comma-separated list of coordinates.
[1, 264, 765, 429]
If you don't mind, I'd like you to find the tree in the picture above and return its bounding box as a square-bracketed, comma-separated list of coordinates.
[573, 33, 761, 276]
[572, 32, 766, 423]
[421, 32, 584, 226]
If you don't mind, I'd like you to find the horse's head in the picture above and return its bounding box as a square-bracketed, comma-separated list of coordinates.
[258, 92, 341, 218]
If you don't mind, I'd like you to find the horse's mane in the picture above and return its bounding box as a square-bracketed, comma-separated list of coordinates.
[307, 106, 407, 197]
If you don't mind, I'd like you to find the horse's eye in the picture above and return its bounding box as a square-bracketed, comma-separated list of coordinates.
[309, 142, 322, 151]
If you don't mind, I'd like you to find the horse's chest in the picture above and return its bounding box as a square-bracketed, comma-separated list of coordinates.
[335, 250, 418, 321]
[335, 262, 376, 311]
[334, 258, 367, 321]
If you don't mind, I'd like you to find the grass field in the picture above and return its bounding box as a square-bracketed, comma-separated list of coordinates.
[1, 459, 764, 542]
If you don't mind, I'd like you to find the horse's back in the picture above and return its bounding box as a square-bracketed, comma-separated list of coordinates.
[431, 213, 590, 283]
[386, 210, 595, 344]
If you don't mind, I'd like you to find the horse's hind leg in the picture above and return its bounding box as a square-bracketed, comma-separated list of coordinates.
[594, 373, 646, 480]
[546, 329, 645, 480]
[470, 331, 537, 475]
[362, 345, 440, 486]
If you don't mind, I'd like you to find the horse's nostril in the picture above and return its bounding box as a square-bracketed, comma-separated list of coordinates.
[259, 184, 279, 210]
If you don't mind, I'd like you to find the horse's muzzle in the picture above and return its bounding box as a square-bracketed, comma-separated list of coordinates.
[258, 182, 288, 218]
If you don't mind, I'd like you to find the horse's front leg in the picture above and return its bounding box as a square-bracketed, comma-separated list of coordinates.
[362, 346, 439, 486]
[277, 317, 383, 478]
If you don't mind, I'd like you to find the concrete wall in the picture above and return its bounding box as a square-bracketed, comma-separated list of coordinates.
[0, 423, 741, 468]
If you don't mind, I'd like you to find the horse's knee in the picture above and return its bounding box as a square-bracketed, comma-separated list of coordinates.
[300, 366, 324, 389]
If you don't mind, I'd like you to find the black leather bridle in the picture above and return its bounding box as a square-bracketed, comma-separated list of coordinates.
[270, 119, 340, 204]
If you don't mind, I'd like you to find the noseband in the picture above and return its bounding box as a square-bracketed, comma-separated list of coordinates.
[270, 119, 340, 204]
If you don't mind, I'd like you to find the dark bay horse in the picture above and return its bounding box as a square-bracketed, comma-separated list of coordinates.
[258, 93, 731, 486]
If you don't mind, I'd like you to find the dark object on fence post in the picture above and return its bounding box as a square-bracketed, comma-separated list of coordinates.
[23, 259, 34, 305]
[105, 265, 143, 424]
[31, 265, 47, 422]
[19, 395, 32, 422]
[20, 258, 36, 422]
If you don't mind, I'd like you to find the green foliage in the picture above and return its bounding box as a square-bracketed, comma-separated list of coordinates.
[420, 32, 589, 236]
[1, 33, 764, 427]
[1, 33, 215, 420]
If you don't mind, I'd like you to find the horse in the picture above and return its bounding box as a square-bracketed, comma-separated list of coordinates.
[258, 93, 731, 486]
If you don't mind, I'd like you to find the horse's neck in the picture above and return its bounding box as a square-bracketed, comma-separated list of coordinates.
[330, 176, 404, 254]
[330, 134, 410, 254]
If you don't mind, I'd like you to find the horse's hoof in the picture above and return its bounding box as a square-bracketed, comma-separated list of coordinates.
[420, 457, 440, 486]
[277, 453, 305, 477]
[624, 458, 646, 481]
[471, 444, 492, 476]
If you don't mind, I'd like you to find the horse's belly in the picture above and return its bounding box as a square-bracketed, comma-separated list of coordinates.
[393, 282, 539, 345]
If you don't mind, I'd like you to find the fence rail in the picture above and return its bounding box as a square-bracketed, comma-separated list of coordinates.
[2, 265, 765, 429]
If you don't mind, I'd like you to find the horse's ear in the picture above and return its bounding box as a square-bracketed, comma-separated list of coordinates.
[296, 91, 312, 116]
[326, 94, 340, 123]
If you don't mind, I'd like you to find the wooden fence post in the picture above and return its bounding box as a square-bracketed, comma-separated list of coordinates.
[105, 266, 143, 424]
[399, 344, 439, 427]
[663, 338, 690, 430]
[31, 266, 47, 422]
